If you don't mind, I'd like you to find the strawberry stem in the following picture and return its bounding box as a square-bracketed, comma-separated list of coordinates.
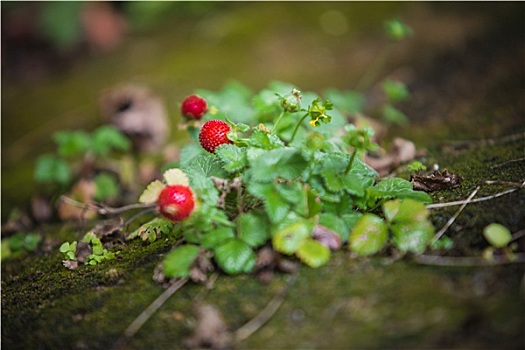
[344, 150, 358, 175]
[289, 113, 309, 144]
[271, 111, 285, 133]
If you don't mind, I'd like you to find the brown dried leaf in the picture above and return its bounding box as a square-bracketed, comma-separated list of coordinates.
[312, 225, 342, 251]
[62, 260, 79, 270]
[365, 137, 417, 176]
[75, 241, 92, 263]
[100, 85, 169, 152]
[411, 169, 462, 192]
[183, 304, 232, 350]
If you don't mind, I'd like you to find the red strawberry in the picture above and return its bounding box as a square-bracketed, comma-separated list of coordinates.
[181, 94, 208, 120]
[199, 119, 233, 153]
[157, 185, 195, 222]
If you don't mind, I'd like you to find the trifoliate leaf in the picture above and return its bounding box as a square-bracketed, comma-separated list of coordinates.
[215, 144, 247, 173]
[236, 211, 270, 248]
[91, 125, 131, 156]
[201, 227, 235, 250]
[296, 239, 331, 268]
[34, 154, 71, 185]
[214, 238, 256, 275]
[349, 214, 388, 256]
[391, 220, 434, 254]
[272, 221, 311, 255]
[163, 245, 200, 278]
[94, 173, 119, 201]
[163, 168, 190, 186]
[53, 130, 91, 157]
[138, 180, 165, 204]
[483, 223, 512, 248]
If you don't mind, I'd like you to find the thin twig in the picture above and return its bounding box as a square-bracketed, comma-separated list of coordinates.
[432, 186, 480, 243]
[235, 272, 298, 343]
[414, 253, 525, 267]
[490, 157, 525, 169]
[113, 278, 189, 350]
[60, 195, 156, 215]
[427, 182, 524, 209]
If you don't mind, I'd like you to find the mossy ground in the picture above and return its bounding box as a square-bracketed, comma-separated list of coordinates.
[2, 2, 524, 349]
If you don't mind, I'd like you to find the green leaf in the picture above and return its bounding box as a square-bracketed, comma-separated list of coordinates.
[248, 147, 308, 182]
[247, 182, 290, 223]
[382, 80, 410, 102]
[483, 223, 512, 248]
[138, 180, 165, 204]
[368, 178, 432, 204]
[349, 214, 388, 256]
[391, 220, 434, 254]
[382, 105, 409, 125]
[53, 130, 91, 157]
[201, 227, 235, 250]
[214, 238, 256, 275]
[34, 154, 71, 185]
[384, 18, 413, 40]
[272, 220, 311, 255]
[236, 211, 270, 248]
[163, 245, 200, 278]
[215, 144, 247, 173]
[248, 129, 285, 149]
[94, 173, 119, 201]
[296, 239, 331, 268]
[179, 143, 204, 168]
[91, 125, 131, 156]
[182, 153, 227, 179]
[128, 217, 176, 241]
[319, 213, 349, 242]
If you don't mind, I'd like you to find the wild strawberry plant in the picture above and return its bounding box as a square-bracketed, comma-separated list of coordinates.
[132, 81, 435, 279]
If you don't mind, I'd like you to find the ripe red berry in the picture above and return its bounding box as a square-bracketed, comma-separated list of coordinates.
[199, 119, 233, 153]
[181, 94, 208, 120]
[157, 185, 195, 222]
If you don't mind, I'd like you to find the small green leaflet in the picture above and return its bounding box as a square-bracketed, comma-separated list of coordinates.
[201, 227, 235, 250]
[236, 211, 270, 248]
[34, 154, 71, 185]
[367, 178, 432, 204]
[349, 213, 388, 256]
[91, 125, 131, 156]
[296, 239, 330, 268]
[391, 220, 434, 254]
[247, 182, 290, 223]
[272, 220, 311, 255]
[94, 173, 119, 201]
[215, 144, 247, 173]
[163, 245, 200, 278]
[213, 238, 256, 275]
[483, 223, 512, 248]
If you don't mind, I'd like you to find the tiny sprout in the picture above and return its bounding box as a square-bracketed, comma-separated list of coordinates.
[408, 161, 427, 173]
[384, 19, 413, 40]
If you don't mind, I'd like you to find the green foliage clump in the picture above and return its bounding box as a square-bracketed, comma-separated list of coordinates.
[133, 80, 435, 279]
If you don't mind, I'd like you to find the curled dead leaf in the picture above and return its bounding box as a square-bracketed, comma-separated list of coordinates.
[411, 169, 462, 192]
[100, 85, 169, 153]
[365, 137, 416, 176]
